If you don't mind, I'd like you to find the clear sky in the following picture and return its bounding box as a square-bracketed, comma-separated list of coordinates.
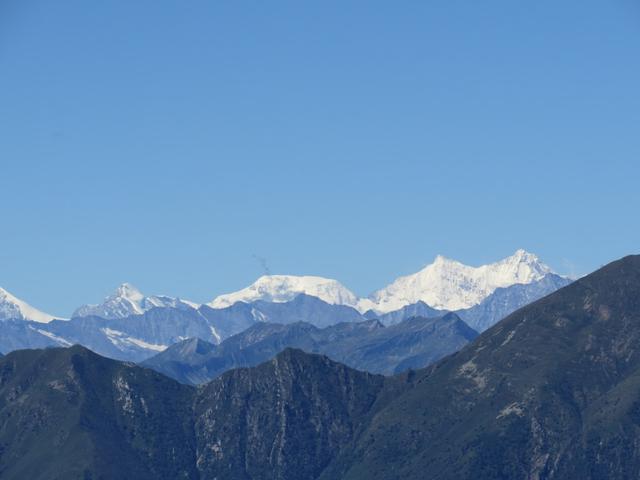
[1, 0, 639, 316]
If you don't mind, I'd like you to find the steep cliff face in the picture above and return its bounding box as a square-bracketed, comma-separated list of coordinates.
[193, 348, 387, 480]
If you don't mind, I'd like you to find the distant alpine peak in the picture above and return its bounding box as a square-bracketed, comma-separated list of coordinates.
[0, 287, 60, 323]
[72, 283, 199, 320]
[209, 275, 360, 309]
[367, 249, 554, 313]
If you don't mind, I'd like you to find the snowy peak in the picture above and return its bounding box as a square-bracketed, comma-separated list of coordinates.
[367, 249, 554, 313]
[491, 249, 552, 283]
[114, 283, 144, 304]
[0, 287, 60, 323]
[209, 275, 359, 309]
[72, 283, 199, 320]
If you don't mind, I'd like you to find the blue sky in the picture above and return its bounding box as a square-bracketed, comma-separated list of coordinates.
[1, 0, 639, 316]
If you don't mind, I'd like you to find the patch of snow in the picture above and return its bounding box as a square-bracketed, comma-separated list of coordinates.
[251, 307, 268, 322]
[28, 326, 72, 346]
[101, 327, 167, 352]
[497, 402, 525, 419]
[209, 325, 221, 343]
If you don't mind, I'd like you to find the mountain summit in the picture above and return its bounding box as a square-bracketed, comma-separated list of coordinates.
[209, 275, 360, 308]
[0, 287, 60, 323]
[72, 283, 198, 319]
[363, 249, 554, 312]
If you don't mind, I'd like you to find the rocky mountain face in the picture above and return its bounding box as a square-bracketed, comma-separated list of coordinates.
[0, 346, 390, 480]
[193, 349, 388, 480]
[0, 346, 197, 480]
[1, 255, 639, 479]
[142, 313, 477, 384]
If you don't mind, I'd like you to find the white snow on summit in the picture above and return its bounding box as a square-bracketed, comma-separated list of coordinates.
[6, 249, 553, 322]
[365, 249, 553, 313]
[72, 283, 199, 319]
[208, 250, 556, 314]
[0, 287, 61, 323]
[209, 275, 360, 309]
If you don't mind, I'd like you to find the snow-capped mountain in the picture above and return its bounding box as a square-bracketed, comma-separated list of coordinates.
[72, 283, 199, 319]
[365, 249, 553, 313]
[0, 287, 60, 323]
[0, 251, 570, 360]
[209, 275, 359, 309]
[209, 250, 557, 314]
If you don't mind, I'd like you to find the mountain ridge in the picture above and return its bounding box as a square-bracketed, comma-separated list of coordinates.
[141, 313, 478, 384]
[2, 250, 561, 323]
[0, 274, 570, 361]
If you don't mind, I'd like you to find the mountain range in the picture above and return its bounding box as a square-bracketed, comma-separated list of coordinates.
[0, 250, 570, 362]
[141, 313, 477, 384]
[0, 251, 570, 361]
[0, 273, 567, 362]
[2, 249, 565, 321]
[0, 254, 637, 479]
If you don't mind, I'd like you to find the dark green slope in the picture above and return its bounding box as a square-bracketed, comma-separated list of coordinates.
[0, 344, 396, 480]
[333, 255, 640, 480]
[0, 345, 197, 480]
